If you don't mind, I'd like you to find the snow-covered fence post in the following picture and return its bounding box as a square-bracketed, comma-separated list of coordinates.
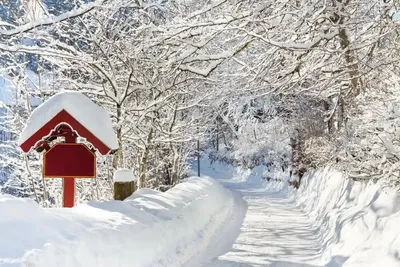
[113, 169, 137, 201]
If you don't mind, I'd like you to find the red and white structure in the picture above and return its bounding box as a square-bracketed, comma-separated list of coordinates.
[18, 91, 118, 207]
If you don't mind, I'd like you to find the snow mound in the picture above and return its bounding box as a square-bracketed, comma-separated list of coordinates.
[0, 176, 234, 267]
[113, 169, 136, 182]
[296, 168, 400, 266]
[18, 91, 118, 150]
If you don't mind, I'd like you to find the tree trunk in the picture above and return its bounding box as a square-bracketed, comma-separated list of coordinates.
[337, 94, 345, 130]
[170, 150, 179, 185]
[113, 103, 123, 169]
[139, 128, 154, 188]
[338, 28, 363, 95]
[332, 0, 363, 95]
[322, 99, 334, 135]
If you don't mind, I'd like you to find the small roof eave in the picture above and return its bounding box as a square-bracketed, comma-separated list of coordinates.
[19, 91, 118, 154]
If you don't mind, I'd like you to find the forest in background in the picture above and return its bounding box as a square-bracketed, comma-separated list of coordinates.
[1, 0, 400, 207]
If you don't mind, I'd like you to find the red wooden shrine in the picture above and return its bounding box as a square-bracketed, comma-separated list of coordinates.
[19, 109, 115, 208]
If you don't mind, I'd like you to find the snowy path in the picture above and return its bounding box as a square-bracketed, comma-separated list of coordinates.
[186, 165, 324, 267]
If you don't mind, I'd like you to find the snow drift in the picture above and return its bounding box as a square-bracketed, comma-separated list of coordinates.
[296, 169, 400, 266]
[0, 177, 234, 267]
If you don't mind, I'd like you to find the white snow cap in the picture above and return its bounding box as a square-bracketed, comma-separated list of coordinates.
[113, 169, 137, 182]
[18, 91, 119, 150]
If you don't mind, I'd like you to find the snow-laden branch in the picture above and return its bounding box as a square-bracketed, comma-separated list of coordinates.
[179, 60, 224, 77]
[179, 41, 250, 77]
[0, 1, 104, 36]
[188, 0, 229, 19]
[0, 43, 77, 59]
[235, 27, 339, 51]
[182, 52, 231, 64]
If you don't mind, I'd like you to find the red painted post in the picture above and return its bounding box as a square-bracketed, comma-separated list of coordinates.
[63, 126, 76, 208]
[63, 178, 75, 208]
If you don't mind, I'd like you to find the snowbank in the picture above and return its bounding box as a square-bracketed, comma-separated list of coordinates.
[296, 169, 400, 266]
[0, 177, 234, 267]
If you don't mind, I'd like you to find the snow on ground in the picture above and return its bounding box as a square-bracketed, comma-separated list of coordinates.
[1, 156, 400, 267]
[298, 169, 400, 267]
[187, 158, 400, 267]
[0, 177, 235, 267]
[187, 159, 325, 266]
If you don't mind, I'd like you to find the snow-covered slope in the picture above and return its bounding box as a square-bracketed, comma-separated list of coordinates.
[297, 169, 400, 266]
[0, 176, 234, 267]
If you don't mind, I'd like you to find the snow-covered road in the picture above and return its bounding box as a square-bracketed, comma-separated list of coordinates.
[214, 186, 320, 266]
[185, 161, 324, 267]
[186, 159, 400, 267]
[188, 175, 323, 267]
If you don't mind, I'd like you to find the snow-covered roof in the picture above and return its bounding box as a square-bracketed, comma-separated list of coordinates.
[18, 91, 118, 150]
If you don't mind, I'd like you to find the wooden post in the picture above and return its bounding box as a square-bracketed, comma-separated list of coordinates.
[63, 178, 75, 208]
[216, 121, 219, 152]
[113, 169, 137, 201]
[114, 181, 136, 201]
[197, 139, 200, 177]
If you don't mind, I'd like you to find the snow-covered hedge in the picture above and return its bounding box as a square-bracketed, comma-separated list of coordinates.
[297, 169, 400, 266]
[0, 177, 234, 267]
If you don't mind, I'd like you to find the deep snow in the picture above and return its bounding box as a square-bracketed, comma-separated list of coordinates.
[0, 177, 234, 267]
[1, 157, 400, 266]
[188, 159, 400, 267]
[297, 169, 400, 267]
